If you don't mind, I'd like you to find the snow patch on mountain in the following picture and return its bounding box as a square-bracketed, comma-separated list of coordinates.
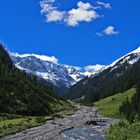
[10, 53, 105, 90]
[131, 46, 140, 54]
[11, 53, 58, 63]
[10, 46, 140, 92]
[83, 64, 106, 76]
[64, 65, 84, 82]
[107, 46, 140, 72]
[65, 64, 105, 79]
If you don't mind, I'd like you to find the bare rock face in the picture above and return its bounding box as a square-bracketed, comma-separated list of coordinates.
[10, 53, 86, 94]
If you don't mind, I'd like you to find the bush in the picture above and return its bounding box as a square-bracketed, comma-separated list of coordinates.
[112, 98, 116, 101]
[2, 124, 7, 130]
[52, 114, 62, 118]
[35, 117, 46, 124]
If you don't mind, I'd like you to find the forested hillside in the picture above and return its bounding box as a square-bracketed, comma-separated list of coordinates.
[66, 55, 140, 105]
[0, 44, 70, 116]
[119, 82, 140, 122]
[107, 84, 140, 140]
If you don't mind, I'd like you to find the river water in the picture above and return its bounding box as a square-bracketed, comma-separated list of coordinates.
[61, 122, 107, 140]
[2, 106, 118, 140]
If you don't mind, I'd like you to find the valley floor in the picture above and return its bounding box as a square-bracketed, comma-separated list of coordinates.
[1, 105, 118, 140]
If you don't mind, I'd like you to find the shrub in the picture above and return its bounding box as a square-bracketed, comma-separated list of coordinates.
[35, 117, 46, 124]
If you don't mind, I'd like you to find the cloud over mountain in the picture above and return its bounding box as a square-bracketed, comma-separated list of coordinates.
[11, 53, 58, 63]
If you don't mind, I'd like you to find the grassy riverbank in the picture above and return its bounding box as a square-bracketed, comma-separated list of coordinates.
[0, 101, 75, 138]
[94, 88, 140, 140]
[94, 88, 135, 118]
[107, 121, 140, 140]
[0, 115, 48, 138]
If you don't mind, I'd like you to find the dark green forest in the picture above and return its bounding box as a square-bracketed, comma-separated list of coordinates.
[67, 58, 140, 105]
[119, 83, 140, 122]
[0, 44, 68, 116]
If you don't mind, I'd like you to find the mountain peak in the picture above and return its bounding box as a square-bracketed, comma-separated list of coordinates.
[10, 53, 104, 93]
[10, 46, 140, 94]
[108, 46, 140, 68]
[10, 53, 58, 64]
[132, 46, 140, 54]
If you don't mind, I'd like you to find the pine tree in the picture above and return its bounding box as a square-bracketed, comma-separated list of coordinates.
[0, 44, 65, 116]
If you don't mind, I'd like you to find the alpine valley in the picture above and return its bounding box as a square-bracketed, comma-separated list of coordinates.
[1, 44, 140, 140]
[1, 1, 140, 139]
[10, 53, 105, 94]
[10, 46, 140, 97]
[66, 46, 140, 103]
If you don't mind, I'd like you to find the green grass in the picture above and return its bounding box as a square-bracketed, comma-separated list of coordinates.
[94, 88, 140, 140]
[51, 100, 73, 112]
[0, 100, 75, 138]
[0, 116, 48, 138]
[50, 100, 75, 117]
[107, 121, 140, 140]
[94, 88, 136, 118]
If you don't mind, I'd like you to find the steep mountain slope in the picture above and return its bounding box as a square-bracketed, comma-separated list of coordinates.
[0, 44, 71, 116]
[10, 53, 105, 94]
[66, 47, 140, 102]
[11, 53, 76, 94]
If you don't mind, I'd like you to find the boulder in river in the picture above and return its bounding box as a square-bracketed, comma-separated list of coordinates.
[84, 120, 98, 126]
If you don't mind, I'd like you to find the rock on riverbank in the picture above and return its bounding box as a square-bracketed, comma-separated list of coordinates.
[1, 106, 119, 140]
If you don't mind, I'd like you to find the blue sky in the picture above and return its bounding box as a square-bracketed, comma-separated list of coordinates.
[0, 0, 140, 67]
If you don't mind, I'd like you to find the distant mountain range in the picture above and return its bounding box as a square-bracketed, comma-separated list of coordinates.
[66, 46, 140, 101]
[10, 46, 140, 97]
[10, 53, 105, 94]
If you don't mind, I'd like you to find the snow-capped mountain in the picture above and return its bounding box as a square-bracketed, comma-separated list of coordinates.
[83, 64, 106, 76]
[10, 46, 140, 95]
[10, 53, 104, 93]
[10, 54, 75, 89]
[66, 46, 140, 99]
[64, 65, 85, 82]
[106, 46, 140, 73]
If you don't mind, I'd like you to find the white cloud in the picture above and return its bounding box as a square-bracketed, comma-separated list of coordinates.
[84, 64, 105, 72]
[96, 1, 111, 9]
[40, 0, 56, 12]
[97, 26, 119, 36]
[40, 0, 65, 22]
[40, 3, 56, 13]
[104, 26, 119, 35]
[66, 1, 99, 26]
[32, 54, 58, 63]
[39, 0, 109, 27]
[77, 1, 93, 10]
[46, 10, 65, 22]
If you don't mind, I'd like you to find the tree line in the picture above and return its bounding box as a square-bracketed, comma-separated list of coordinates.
[119, 82, 140, 123]
[0, 44, 66, 116]
[67, 56, 140, 105]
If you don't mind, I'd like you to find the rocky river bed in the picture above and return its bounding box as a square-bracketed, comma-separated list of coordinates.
[1, 105, 119, 140]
